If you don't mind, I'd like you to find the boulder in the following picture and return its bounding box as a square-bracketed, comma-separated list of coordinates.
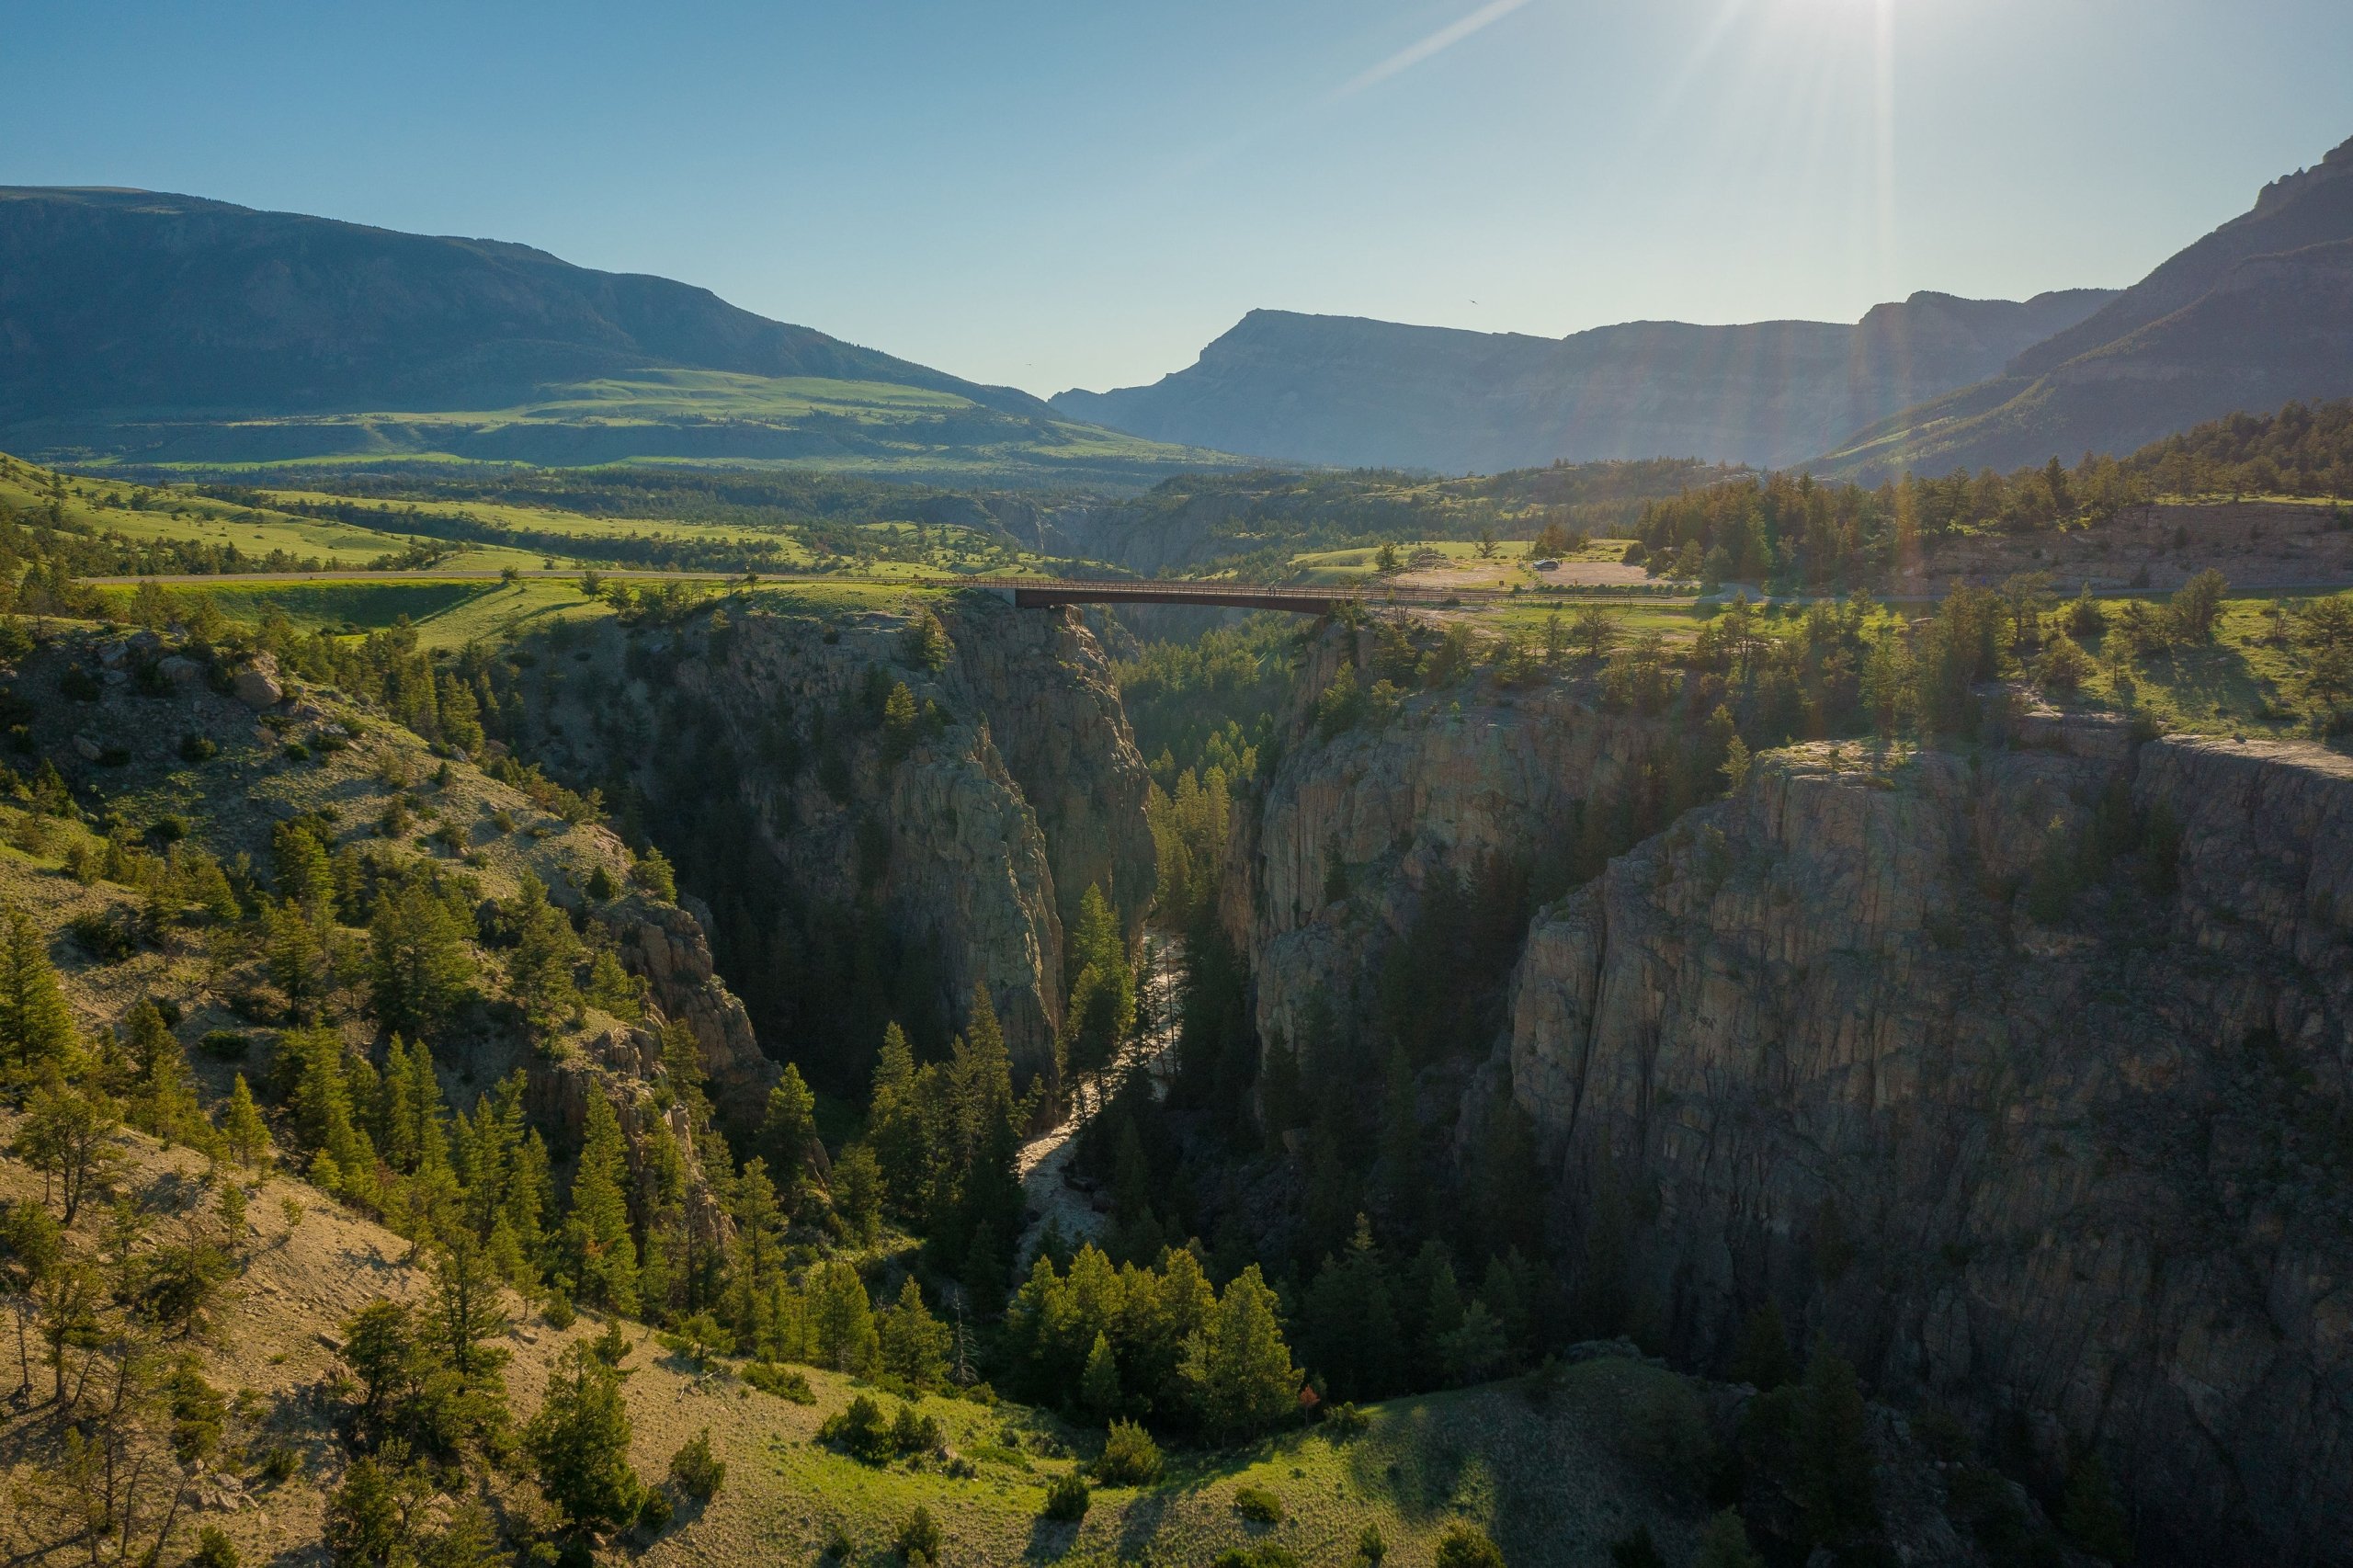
[233, 655, 283, 709]
[155, 654, 202, 688]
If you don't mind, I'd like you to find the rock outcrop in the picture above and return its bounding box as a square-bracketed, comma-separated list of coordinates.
[514, 591, 1153, 1084]
[1223, 626, 1677, 1055]
[1502, 724, 2353, 1566]
[939, 593, 1155, 941]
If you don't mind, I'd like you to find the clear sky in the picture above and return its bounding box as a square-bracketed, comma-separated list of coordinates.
[6, 0, 2350, 399]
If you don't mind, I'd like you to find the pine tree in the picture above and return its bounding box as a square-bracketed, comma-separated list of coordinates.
[867, 1025, 926, 1214]
[220, 1074, 273, 1167]
[369, 886, 472, 1040]
[1730, 1300, 1797, 1392]
[812, 1261, 879, 1375]
[0, 907, 78, 1073]
[1302, 1216, 1403, 1400]
[506, 875, 582, 1039]
[272, 823, 334, 914]
[760, 1063, 818, 1194]
[123, 999, 207, 1148]
[879, 1275, 949, 1389]
[1181, 1265, 1299, 1437]
[1080, 1330, 1121, 1419]
[527, 1343, 644, 1531]
[1063, 884, 1132, 1086]
[563, 1095, 638, 1314]
[1794, 1340, 1878, 1548]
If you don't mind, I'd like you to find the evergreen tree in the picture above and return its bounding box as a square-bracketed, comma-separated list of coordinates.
[563, 1094, 639, 1313]
[1301, 1216, 1404, 1400]
[0, 907, 78, 1074]
[123, 999, 207, 1148]
[1080, 1330, 1122, 1419]
[2061, 1452, 2135, 1564]
[369, 886, 472, 1040]
[1180, 1265, 1299, 1437]
[811, 1261, 880, 1374]
[1063, 884, 1132, 1087]
[220, 1074, 273, 1167]
[878, 1275, 949, 1388]
[866, 1025, 927, 1214]
[506, 874, 582, 1038]
[1729, 1300, 1797, 1392]
[760, 1062, 818, 1194]
[527, 1342, 644, 1532]
[833, 1142, 884, 1245]
[1793, 1341, 1878, 1548]
[272, 822, 335, 915]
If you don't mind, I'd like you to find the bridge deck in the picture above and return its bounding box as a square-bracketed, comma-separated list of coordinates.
[971, 576, 1500, 614]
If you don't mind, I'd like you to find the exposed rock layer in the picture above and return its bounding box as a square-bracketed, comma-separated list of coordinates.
[518, 592, 1153, 1081]
[1503, 725, 2353, 1567]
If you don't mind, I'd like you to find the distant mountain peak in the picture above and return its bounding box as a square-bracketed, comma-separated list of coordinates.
[1051, 290, 2115, 472]
[1819, 130, 2353, 479]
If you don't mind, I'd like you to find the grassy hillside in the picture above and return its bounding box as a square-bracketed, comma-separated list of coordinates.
[38, 371, 1247, 488]
[0, 1116, 1716, 1568]
[0, 187, 1254, 488]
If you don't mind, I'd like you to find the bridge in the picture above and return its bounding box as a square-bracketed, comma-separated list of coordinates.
[969, 576, 1501, 614]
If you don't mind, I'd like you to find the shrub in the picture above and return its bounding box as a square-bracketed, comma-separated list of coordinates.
[60, 666, 101, 701]
[894, 1505, 942, 1565]
[2036, 633, 2096, 692]
[1434, 1523, 1506, 1568]
[1093, 1417, 1163, 1486]
[744, 1362, 815, 1403]
[177, 733, 217, 765]
[1042, 1470, 1090, 1521]
[1233, 1484, 1284, 1524]
[542, 1292, 576, 1330]
[891, 1403, 943, 1456]
[199, 1029, 250, 1060]
[150, 814, 188, 843]
[69, 912, 134, 961]
[255, 1443, 299, 1484]
[819, 1394, 896, 1464]
[188, 1525, 239, 1568]
[636, 1490, 673, 1531]
[669, 1428, 725, 1502]
[1323, 1401, 1370, 1436]
[1355, 1523, 1387, 1563]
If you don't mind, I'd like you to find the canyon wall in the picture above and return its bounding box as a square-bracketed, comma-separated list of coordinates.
[1503, 722, 2353, 1566]
[1222, 626, 1680, 1055]
[517, 590, 1152, 1083]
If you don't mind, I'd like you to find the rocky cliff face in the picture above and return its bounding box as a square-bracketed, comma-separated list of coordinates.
[1502, 722, 2353, 1566]
[516, 590, 1152, 1085]
[1223, 628, 1679, 1055]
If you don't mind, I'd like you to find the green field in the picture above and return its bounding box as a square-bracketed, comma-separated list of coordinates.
[91, 574, 969, 649]
[45, 369, 1248, 487]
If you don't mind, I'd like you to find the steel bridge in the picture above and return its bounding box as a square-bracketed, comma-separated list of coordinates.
[970, 576, 1500, 614]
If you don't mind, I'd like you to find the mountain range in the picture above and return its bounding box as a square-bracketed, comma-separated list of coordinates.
[1822, 133, 2353, 476]
[1058, 132, 2353, 479]
[0, 186, 1233, 483]
[1050, 290, 2116, 472]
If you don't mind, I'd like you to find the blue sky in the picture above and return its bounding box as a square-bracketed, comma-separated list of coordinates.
[6, 0, 2350, 398]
